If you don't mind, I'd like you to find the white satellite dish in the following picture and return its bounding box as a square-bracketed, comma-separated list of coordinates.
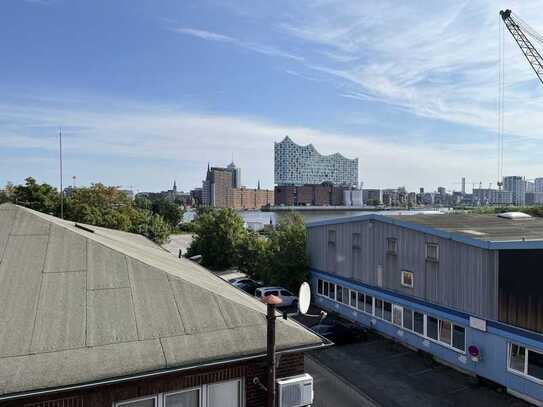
[298, 282, 311, 315]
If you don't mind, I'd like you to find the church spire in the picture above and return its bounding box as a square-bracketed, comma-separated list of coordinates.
[257, 180, 261, 190]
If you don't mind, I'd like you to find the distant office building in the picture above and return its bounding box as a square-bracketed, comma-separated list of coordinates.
[526, 181, 535, 193]
[202, 162, 273, 209]
[535, 178, 543, 193]
[503, 176, 526, 206]
[473, 189, 513, 205]
[461, 177, 466, 195]
[526, 192, 543, 205]
[274, 184, 344, 206]
[274, 136, 358, 187]
[363, 189, 382, 205]
[344, 189, 363, 207]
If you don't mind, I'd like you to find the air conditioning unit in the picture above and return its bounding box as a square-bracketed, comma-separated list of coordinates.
[277, 373, 314, 407]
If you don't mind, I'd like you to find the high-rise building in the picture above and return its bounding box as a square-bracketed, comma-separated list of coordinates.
[274, 136, 358, 187]
[227, 161, 241, 188]
[503, 176, 526, 206]
[473, 188, 513, 205]
[535, 177, 543, 193]
[461, 177, 466, 195]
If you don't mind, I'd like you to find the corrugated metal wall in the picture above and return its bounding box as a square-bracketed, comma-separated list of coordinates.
[307, 219, 498, 319]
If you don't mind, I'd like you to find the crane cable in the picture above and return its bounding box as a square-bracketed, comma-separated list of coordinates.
[497, 14, 505, 188]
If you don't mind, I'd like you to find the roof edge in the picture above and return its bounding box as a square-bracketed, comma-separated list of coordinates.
[0, 341, 330, 402]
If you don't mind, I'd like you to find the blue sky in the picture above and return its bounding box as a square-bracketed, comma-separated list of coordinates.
[1, 0, 543, 193]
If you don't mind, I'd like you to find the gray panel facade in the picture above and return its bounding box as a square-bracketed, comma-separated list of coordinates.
[307, 219, 498, 319]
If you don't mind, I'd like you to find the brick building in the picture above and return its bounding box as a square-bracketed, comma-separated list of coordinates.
[274, 184, 345, 206]
[0, 204, 324, 407]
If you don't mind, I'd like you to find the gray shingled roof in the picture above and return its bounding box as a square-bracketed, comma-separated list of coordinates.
[0, 203, 323, 398]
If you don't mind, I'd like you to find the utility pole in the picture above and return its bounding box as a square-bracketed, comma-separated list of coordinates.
[263, 294, 282, 407]
[59, 128, 64, 219]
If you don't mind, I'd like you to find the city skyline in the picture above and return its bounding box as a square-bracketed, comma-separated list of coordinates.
[2, 1, 543, 193]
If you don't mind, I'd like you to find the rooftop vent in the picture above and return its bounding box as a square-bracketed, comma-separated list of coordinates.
[497, 212, 532, 220]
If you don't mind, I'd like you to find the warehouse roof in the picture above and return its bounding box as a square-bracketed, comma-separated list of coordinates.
[307, 212, 543, 249]
[0, 204, 323, 399]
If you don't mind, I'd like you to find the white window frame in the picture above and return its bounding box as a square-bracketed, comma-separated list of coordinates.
[207, 378, 244, 407]
[401, 271, 414, 288]
[507, 343, 543, 385]
[164, 387, 202, 407]
[425, 242, 439, 261]
[392, 304, 403, 327]
[115, 395, 158, 407]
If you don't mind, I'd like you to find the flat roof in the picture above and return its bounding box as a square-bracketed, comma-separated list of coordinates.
[306, 212, 543, 250]
[0, 204, 323, 399]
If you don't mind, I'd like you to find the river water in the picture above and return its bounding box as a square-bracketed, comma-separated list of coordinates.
[184, 208, 449, 225]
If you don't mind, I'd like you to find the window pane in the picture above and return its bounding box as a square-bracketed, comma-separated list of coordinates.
[208, 380, 240, 407]
[427, 316, 438, 340]
[118, 399, 155, 407]
[403, 308, 413, 331]
[528, 350, 543, 380]
[165, 390, 199, 407]
[350, 290, 357, 307]
[392, 305, 402, 326]
[357, 292, 364, 310]
[365, 295, 373, 314]
[452, 325, 465, 351]
[383, 302, 392, 322]
[375, 299, 383, 318]
[336, 286, 343, 303]
[439, 320, 452, 346]
[414, 312, 424, 335]
[401, 271, 413, 288]
[317, 280, 323, 295]
[329, 283, 336, 300]
[352, 233, 361, 247]
[343, 288, 350, 305]
[323, 281, 329, 297]
[509, 344, 526, 373]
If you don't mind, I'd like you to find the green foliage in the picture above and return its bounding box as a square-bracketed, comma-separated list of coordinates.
[471, 206, 543, 217]
[2, 179, 171, 244]
[186, 209, 308, 290]
[151, 198, 184, 228]
[267, 212, 309, 291]
[236, 231, 270, 280]
[9, 177, 60, 215]
[186, 208, 246, 270]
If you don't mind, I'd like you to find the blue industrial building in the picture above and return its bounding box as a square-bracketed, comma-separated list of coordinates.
[306, 212, 543, 405]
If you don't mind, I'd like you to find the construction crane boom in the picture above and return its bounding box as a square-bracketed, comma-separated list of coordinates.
[500, 9, 543, 86]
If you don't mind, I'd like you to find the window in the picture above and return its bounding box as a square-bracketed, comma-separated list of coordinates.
[350, 290, 357, 308]
[323, 281, 329, 297]
[207, 380, 241, 407]
[336, 285, 343, 303]
[427, 316, 438, 340]
[329, 283, 336, 300]
[328, 229, 336, 244]
[386, 238, 397, 255]
[528, 350, 543, 381]
[401, 271, 414, 288]
[426, 243, 439, 261]
[365, 295, 373, 314]
[352, 232, 361, 248]
[375, 299, 383, 318]
[452, 325, 465, 351]
[414, 312, 424, 335]
[357, 292, 364, 310]
[439, 320, 452, 346]
[117, 398, 156, 407]
[280, 290, 293, 297]
[383, 302, 392, 322]
[403, 308, 413, 331]
[509, 344, 526, 373]
[317, 279, 323, 295]
[165, 389, 200, 407]
[392, 305, 403, 326]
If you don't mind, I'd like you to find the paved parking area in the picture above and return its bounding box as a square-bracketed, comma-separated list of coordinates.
[296, 308, 531, 407]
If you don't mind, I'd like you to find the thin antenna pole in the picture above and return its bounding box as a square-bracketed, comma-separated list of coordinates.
[59, 128, 64, 219]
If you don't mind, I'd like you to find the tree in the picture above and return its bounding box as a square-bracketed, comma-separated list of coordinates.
[186, 208, 246, 270]
[151, 198, 184, 228]
[267, 212, 309, 291]
[236, 231, 270, 281]
[10, 177, 59, 215]
[132, 211, 171, 245]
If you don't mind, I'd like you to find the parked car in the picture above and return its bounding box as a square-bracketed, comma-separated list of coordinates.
[254, 287, 298, 307]
[228, 278, 262, 295]
[311, 320, 368, 344]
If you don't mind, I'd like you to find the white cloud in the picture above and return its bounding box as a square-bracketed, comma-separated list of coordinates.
[0, 100, 534, 192]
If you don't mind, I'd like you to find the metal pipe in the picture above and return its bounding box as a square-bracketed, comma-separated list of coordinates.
[266, 302, 277, 407]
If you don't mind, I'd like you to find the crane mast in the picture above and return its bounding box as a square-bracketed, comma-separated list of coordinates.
[500, 9, 543, 86]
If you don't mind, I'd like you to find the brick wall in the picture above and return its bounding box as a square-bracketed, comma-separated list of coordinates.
[1, 353, 304, 407]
